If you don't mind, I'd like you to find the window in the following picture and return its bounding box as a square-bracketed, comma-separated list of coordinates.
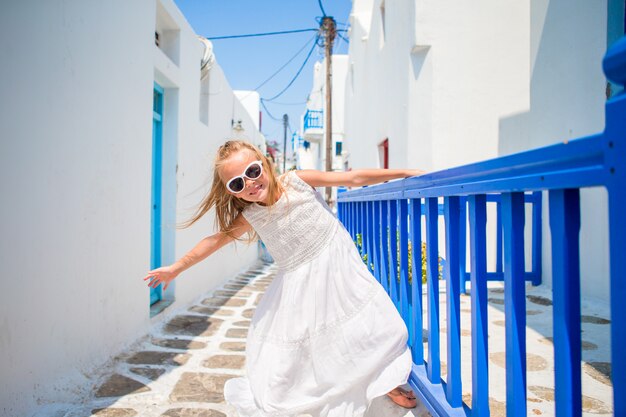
[335, 141, 343, 156]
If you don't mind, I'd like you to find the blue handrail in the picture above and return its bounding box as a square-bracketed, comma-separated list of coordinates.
[303, 109, 323, 130]
[337, 36, 626, 417]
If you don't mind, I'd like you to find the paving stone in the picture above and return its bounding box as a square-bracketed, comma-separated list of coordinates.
[95, 374, 151, 398]
[583, 362, 612, 386]
[224, 284, 246, 290]
[251, 284, 269, 291]
[203, 354, 246, 369]
[226, 328, 249, 338]
[254, 293, 264, 306]
[581, 315, 611, 325]
[91, 408, 138, 417]
[538, 337, 597, 351]
[526, 310, 543, 315]
[490, 352, 548, 371]
[161, 409, 226, 417]
[188, 306, 234, 316]
[461, 394, 505, 417]
[220, 341, 246, 352]
[213, 290, 251, 298]
[529, 386, 612, 414]
[527, 295, 552, 306]
[492, 320, 505, 327]
[233, 320, 251, 328]
[170, 372, 233, 403]
[164, 315, 223, 337]
[242, 308, 256, 319]
[151, 338, 207, 350]
[201, 297, 246, 307]
[129, 367, 166, 381]
[489, 288, 505, 294]
[461, 308, 472, 313]
[488, 297, 505, 305]
[126, 351, 190, 366]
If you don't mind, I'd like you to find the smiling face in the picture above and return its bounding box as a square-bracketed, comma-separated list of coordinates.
[220, 150, 271, 204]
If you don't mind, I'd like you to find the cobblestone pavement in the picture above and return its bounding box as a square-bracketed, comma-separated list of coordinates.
[40, 262, 428, 417]
[35, 263, 613, 417]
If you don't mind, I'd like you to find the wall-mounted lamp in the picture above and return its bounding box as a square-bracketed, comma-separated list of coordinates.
[232, 119, 244, 132]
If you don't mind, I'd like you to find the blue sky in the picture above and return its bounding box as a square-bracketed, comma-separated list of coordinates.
[174, 0, 352, 149]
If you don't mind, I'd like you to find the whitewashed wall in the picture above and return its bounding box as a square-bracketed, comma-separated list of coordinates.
[343, 0, 609, 300]
[0, 0, 260, 415]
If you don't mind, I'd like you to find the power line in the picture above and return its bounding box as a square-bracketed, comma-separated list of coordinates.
[253, 35, 317, 92]
[208, 28, 317, 40]
[260, 99, 283, 122]
[268, 100, 307, 106]
[262, 35, 320, 102]
[318, 0, 327, 17]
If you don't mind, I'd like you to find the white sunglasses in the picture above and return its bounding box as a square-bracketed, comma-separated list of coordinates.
[226, 160, 264, 193]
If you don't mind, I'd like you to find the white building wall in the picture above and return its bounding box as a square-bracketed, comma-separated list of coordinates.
[0, 1, 260, 415]
[344, 0, 609, 300]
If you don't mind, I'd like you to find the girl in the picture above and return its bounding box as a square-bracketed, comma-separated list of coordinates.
[144, 140, 425, 417]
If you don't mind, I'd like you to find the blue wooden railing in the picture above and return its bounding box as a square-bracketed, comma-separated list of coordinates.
[337, 37, 626, 417]
[303, 109, 323, 130]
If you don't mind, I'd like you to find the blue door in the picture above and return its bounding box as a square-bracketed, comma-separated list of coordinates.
[151, 82, 164, 305]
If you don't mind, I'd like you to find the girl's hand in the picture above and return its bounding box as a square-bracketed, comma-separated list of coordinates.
[143, 265, 179, 290]
[405, 169, 427, 177]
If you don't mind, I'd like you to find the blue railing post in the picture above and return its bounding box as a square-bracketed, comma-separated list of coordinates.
[549, 189, 582, 417]
[372, 201, 382, 285]
[502, 192, 527, 416]
[604, 37, 626, 416]
[389, 200, 399, 309]
[469, 194, 489, 416]
[531, 192, 543, 286]
[381, 201, 390, 294]
[365, 201, 373, 273]
[443, 196, 462, 407]
[425, 197, 441, 384]
[459, 197, 468, 294]
[495, 199, 503, 276]
[409, 198, 424, 365]
[399, 199, 411, 324]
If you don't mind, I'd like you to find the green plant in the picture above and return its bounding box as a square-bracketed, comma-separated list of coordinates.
[355, 230, 442, 286]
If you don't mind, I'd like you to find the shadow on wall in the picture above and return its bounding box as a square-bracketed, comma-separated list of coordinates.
[497, 0, 610, 302]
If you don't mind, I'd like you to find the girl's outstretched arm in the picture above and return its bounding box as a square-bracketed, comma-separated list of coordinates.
[296, 168, 426, 188]
[143, 214, 251, 290]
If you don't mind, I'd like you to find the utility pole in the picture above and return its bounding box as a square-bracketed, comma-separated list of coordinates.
[321, 16, 336, 206]
[282, 113, 289, 173]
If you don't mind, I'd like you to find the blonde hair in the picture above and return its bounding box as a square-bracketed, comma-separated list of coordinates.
[180, 140, 283, 241]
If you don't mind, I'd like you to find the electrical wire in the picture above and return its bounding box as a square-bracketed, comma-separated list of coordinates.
[260, 99, 283, 122]
[253, 35, 317, 92]
[208, 28, 318, 40]
[318, 0, 327, 17]
[262, 35, 320, 102]
[267, 100, 307, 106]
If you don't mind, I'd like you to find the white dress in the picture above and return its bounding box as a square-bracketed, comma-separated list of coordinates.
[224, 171, 412, 417]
